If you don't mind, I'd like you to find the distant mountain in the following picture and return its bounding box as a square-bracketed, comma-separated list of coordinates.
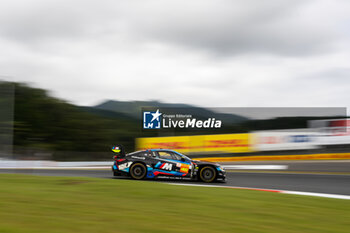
[77, 106, 136, 120]
[94, 100, 249, 125]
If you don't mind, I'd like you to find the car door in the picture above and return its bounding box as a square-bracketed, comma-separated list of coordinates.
[154, 151, 177, 175]
[155, 151, 191, 177]
[169, 152, 192, 177]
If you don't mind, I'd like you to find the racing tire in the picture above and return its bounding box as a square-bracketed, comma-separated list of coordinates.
[199, 166, 217, 183]
[130, 163, 147, 180]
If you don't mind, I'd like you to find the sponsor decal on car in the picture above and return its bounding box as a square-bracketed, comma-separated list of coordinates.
[161, 163, 173, 171]
[118, 162, 132, 171]
[180, 164, 190, 173]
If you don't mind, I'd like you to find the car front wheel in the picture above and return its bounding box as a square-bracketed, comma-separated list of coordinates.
[199, 166, 217, 183]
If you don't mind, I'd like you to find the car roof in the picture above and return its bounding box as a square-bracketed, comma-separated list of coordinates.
[148, 149, 176, 152]
[128, 149, 174, 154]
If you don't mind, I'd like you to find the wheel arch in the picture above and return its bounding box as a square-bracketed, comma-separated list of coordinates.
[130, 160, 147, 168]
[197, 164, 216, 171]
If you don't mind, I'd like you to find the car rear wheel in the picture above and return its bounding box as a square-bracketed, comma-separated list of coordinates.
[199, 166, 216, 183]
[130, 163, 147, 180]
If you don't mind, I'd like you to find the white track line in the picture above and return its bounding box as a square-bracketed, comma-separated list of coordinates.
[167, 183, 350, 200]
[281, 191, 350, 199]
[223, 165, 288, 170]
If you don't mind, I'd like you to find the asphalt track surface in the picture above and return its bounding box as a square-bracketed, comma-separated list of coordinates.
[1, 168, 350, 195]
[220, 160, 350, 173]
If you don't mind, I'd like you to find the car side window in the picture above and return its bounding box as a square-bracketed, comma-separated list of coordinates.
[158, 151, 173, 160]
[171, 152, 182, 161]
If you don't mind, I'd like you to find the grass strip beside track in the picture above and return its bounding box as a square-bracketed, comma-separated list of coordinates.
[225, 170, 350, 175]
[0, 174, 349, 233]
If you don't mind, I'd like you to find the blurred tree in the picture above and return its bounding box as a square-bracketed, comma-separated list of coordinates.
[11, 82, 144, 155]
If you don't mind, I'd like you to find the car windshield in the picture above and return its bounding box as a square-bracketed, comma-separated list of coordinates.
[173, 151, 191, 161]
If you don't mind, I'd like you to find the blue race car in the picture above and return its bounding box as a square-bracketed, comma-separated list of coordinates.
[111, 147, 226, 183]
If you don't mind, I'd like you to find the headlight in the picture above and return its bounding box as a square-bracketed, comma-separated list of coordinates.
[216, 166, 225, 171]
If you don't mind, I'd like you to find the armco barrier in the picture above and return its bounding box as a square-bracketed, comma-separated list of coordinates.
[0, 160, 112, 168]
[196, 153, 350, 162]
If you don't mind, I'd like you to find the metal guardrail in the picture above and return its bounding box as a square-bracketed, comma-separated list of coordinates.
[0, 159, 113, 168]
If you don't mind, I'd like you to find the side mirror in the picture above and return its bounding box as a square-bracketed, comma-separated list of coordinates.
[181, 157, 185, 162]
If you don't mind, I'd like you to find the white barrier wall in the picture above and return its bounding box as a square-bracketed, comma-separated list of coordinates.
[315, 131, 350, 145]
[309, 119, 350, 145]
[252, 131, 320, 151]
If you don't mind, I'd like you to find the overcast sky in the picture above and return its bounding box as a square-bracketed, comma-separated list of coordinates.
[1, 0, 350, 110]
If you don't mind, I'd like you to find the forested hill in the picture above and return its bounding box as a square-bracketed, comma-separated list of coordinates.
[12, 82, 142, 153]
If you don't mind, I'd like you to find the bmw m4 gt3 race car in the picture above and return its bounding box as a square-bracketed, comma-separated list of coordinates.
[111, 146, 226, 183]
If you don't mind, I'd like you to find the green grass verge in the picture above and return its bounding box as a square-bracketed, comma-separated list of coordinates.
[0, 174, 349, 233]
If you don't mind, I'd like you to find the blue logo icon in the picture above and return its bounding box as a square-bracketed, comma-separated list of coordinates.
[143, 109, 162, 129]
